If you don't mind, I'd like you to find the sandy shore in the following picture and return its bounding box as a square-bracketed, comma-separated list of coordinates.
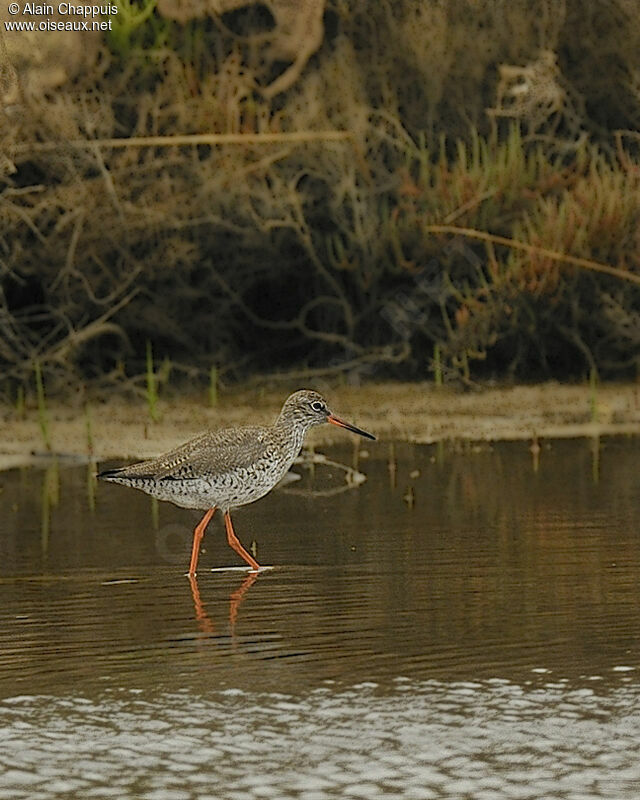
[1, 382, 640, 470]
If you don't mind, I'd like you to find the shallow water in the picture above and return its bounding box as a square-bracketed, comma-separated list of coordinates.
[1, 438, 640, 798]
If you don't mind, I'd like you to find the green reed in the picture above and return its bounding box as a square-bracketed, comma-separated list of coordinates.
[84, 403, 94, 455]
[145, 340, 160, 422]
[433, 343, 443, 388]
[33, 360, 51, 451]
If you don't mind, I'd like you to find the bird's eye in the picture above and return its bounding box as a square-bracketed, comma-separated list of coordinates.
[311, 401, 325, 412]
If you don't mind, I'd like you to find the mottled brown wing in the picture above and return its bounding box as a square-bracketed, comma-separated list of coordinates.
[132, 425, 273, 481]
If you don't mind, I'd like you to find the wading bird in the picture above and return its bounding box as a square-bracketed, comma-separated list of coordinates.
[98, 390, 375, 574]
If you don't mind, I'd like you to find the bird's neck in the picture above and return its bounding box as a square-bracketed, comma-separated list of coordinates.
[274, 414, 308, 457]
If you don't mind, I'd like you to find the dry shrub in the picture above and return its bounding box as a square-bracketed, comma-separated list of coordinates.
[333, 0, 568, 138]
[561, 0, 640, 134]
[428, 146, 640, 377]
[1, 0, 640, 399]
[381, 126, 640, 379]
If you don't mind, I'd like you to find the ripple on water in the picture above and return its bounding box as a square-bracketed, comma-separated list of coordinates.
[0, 679, 640, 799]
[2, 441, 640, 797]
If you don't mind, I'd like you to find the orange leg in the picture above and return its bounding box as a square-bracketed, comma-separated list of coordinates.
[188, 507, 217, 576]
[224, 511, 261, 571]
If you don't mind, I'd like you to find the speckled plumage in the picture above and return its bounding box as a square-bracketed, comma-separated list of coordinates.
[99, 421, 307, 511]
[98, 389, 375, 573]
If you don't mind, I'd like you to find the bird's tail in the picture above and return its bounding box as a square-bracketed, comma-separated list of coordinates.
[96, 467, 126, 482]
[97, 463, 156, 484]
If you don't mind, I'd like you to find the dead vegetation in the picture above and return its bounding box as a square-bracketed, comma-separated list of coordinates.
[1, 0, 640, 402]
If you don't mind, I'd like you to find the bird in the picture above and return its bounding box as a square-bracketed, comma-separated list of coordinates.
[97, 389, 375, 575]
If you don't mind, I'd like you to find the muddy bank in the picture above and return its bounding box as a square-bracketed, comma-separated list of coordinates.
[1, 382, 640, 470]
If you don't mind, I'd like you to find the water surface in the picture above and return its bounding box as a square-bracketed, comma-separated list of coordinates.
[1, 438, 639, 798]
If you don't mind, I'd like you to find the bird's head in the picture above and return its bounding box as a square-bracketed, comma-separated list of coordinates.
[280, 389, 375, 440]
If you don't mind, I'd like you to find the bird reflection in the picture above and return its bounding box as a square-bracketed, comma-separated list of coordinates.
[229, 571, 258, 627]
[188, 574, 215, 634]
[188, 571, 259, 638]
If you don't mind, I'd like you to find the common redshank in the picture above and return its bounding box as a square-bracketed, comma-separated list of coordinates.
[98, 390, 375, 574]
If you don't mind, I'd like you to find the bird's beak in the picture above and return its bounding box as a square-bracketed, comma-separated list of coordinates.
[327, 414, 376, 441]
